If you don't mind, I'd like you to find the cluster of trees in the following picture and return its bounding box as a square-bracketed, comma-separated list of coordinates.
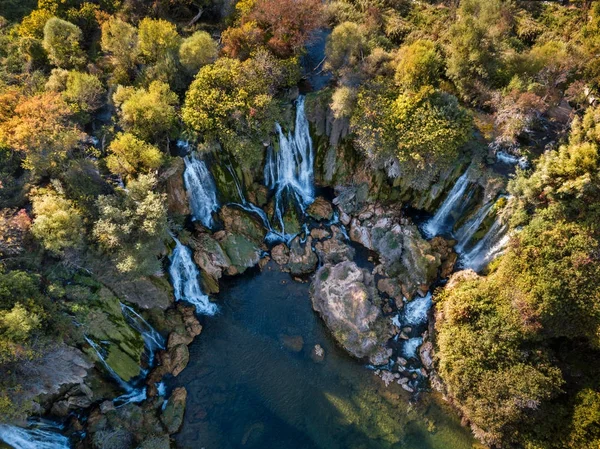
[0, 0, 325, 420]
[319, 0, 600, 189]
[436, 103, 600, 448]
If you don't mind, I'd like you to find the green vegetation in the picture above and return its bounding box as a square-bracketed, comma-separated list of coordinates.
[0, 0, 598, 446]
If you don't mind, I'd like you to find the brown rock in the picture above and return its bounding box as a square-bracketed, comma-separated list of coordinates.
[163, 158, 190, 216]
[161, 387, 187, 434]
[307, 197, 334, 221]
[271, 243, 290, 266]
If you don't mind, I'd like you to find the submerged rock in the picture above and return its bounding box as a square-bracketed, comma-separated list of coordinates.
[310, 261, 392, 365]
[161, 387, 187, 434]
[279, 334, 304, 352]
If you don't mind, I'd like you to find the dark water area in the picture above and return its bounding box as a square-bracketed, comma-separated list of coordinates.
[169, 263, 475, 449]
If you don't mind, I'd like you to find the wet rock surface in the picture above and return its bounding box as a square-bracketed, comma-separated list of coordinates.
[310, 261, 392, 365]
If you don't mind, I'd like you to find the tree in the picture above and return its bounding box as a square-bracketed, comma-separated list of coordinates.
[325, 22, 369, 74]
[93, 174, 168, 275]
[100, 17, 139, 83]
[182, 53, 298, 163]
[113, 81, 178, 143]
[31, 188, 84, 254]
[352, 84, 472, 190]
[105, 132, 163, 179]
[179, 31, 218, 74]
[247, 0, 324, 57]
[42, 17, 86, 68]
[0, 92, 84, 173]
[394, 39, 442, 90]
[46, 69, 105, 123]
[137, 18, 180, 64]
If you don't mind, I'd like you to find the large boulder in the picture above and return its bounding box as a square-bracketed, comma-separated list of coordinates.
[310, 261, 392, 365]
[314, 226, 355, 264]
[219, 205, 266, 244]
[192, 233, 231, 293]
[161, 387, 187, 434]
[307, 197, 334, 221]
[287, 236, 318, 275]
[83, 288, 145, 382]
[216, 231, 262, 275]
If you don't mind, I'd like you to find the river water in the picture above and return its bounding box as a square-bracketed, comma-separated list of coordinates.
[168, 262, 475, 449]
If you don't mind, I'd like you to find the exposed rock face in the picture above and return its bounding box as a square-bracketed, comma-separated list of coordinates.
[307, 196, 334, 221]
[161, 344, 189, 377]
[430, 236, 458, 278]
[161, 387, 187, 434]
[162, 158, 190, 216]
[287, 236, 318, 275]
[219, 206, 266, 244]
[343, 201, 441, 298]
[83, 289, 145, 382]
[18, 345, 93, 416]
[271, 243, 290, 266]
[310, 261, 392, 365]
[94, 268, 172, 310]
[419, 341, 434, 371]
[314, 226, 355, 265]
[192, 233, 231, 293]
[216, 232, 262, 275]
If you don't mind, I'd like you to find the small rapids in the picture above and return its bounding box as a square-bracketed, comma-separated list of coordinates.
[0, 423, 70, 449]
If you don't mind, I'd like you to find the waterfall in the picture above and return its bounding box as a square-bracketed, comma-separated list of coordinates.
[120, 303, 165, 365]
[264, 96, 314, 233]
[169, 236, 218, 316]
[454, 201, 495, 254]
[460, 218, 510, 272]
[424, 170, 471, 237]
[84, 336, 132, 392]
[183, 154, 220, 229]
[226, 163, 284, 243]
[0, 424, 70, 449]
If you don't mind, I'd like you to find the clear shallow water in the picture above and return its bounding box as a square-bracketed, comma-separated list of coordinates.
[169, 263, 476, 449]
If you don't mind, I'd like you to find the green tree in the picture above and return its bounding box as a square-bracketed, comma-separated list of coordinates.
[182, 53, 298, 163]
[179, 31, 218, 75]
[46, 69, 105, 123]
[105, 132, 163, 179]
[113, 81, 178, 143]
[31, 188, 84, 254]
[100, 17, 139, 83]
[352, 84, 472, 190]
[137, 18, 180, 64]
[42, 17, 86, 68]
[325, 21, 369, 74]
[394, 39, 442, 90]
[93, 174, 168, 275]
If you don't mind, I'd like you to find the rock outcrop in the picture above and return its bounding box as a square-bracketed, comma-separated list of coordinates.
[310, 261, 392, 365]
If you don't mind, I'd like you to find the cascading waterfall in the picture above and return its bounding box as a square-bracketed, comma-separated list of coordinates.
[402, 337, 423, 359]
[183, 154, 220, 229]
[84, 336, 132, 392]
[0, 423, 70, 449]
[120, 303, 165, 365]
[424, 170, 471, 237]
[226, 163, 284, 242]
[264, 96, 315, 233]
[460, 217, 510, 272]
[169, 236, 218, 316]
[454, 200, 495, 254]
[403, 292, 433, 326]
